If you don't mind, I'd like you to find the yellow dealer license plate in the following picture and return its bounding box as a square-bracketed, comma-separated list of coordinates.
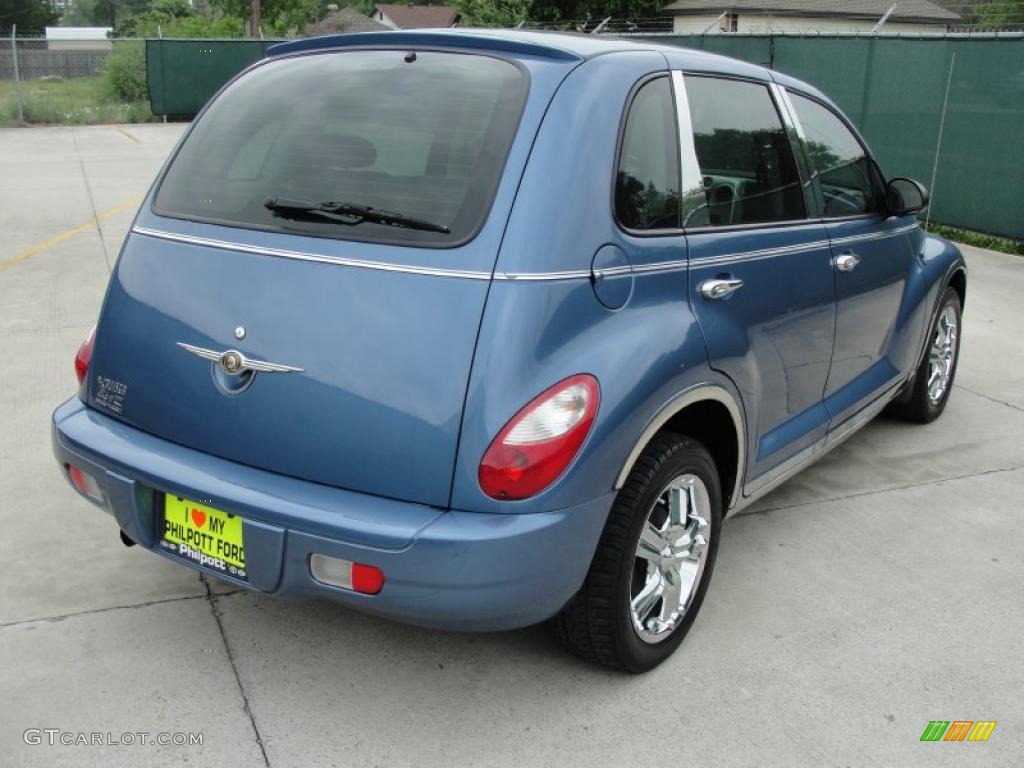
[159, 496, 247, 581]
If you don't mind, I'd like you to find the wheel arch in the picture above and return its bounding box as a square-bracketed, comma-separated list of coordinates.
[614, 385, 745, 510]
[948, 265, 967, 309]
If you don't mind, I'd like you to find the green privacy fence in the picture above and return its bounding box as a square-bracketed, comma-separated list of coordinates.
[643, 34, 1024, 240]
[146, 39, 280, 117]
[146, 34, 1024, 239]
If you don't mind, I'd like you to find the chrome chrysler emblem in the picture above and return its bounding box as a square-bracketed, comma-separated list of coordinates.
[176, 342, 303, 374]
[220, 350, 243, 373]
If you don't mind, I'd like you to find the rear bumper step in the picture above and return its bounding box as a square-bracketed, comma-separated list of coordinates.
[52, 398, 612, 631]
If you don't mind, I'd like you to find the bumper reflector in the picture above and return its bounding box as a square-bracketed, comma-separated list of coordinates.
[66, 464, 104, 504]
[310, 554, 385, 595]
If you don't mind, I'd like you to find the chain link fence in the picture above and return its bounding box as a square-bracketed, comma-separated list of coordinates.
[518, 2, 1024, 35]
[1, 34, 156, 124]
[0, 38, 111, 80]
[3, 17, 1023, 241]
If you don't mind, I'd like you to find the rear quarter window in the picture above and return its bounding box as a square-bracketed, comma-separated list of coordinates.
[614, 76, 681, 232]
[153, 51, 528, 247]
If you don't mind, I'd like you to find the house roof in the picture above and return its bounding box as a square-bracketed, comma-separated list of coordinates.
[372, 4, 460, 29]
[304, 7, 389, 36]
[661, 1, 960, 23]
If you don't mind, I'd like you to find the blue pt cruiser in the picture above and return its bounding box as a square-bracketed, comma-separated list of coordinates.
[53, 30, 966, 671]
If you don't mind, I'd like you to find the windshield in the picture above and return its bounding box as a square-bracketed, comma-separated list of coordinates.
[153, 50, 528, 246]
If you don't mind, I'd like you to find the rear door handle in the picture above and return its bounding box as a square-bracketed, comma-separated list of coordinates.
[834, 252, 861, 272]
[700, 278, 744, 300]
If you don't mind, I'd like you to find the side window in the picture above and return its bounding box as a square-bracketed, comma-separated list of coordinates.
[615, 77, 681, 231]
[788, 92, 882, 217]
[682, 76, 805, 228]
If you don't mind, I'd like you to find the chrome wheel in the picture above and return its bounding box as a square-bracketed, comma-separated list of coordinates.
[927, 303, 958, 404]
[631, 474, 711, 644]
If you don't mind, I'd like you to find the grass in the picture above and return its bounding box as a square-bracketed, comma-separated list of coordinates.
[925, 222, 1024, 257]
[0, 76, 157, 127]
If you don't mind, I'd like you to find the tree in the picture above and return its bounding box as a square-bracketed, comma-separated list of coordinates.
[526, 0, 663, 23]
[1, 0, 58, 35]
[458, 0, 532, 27]
[208, 0, 320, 33]
[975, 0, 1024, 27]
[456, 0, 666, 27]
[113, 0, 244, 37]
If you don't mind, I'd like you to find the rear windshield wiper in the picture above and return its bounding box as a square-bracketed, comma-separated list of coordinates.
[264, 197, 450, 234]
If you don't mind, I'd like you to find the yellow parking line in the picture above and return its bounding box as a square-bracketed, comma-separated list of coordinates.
[111, 124, 142, 144]
[0, 195, 143, 274]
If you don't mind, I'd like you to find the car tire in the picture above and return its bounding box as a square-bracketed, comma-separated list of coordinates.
[887, 287, 962, 424]
[553, 433, 722, 673]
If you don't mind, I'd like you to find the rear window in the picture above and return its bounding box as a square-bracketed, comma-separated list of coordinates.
[153, 51, 528, 247]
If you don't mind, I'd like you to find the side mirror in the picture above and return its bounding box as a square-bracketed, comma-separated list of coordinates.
[886, 177, 930, 216]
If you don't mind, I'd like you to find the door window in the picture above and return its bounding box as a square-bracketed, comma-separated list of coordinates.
[787, 92, 883, 217]
[615, 77, 681, 231]
[682, 76, 805, 228]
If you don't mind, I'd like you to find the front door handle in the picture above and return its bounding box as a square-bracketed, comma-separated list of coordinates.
[700, 277, 744, 300]
[834, 252, 861, 272]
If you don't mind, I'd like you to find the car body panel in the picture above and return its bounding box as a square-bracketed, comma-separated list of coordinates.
[686, 222, 836, 478]
[87, 48, 577, 508]
[88, 231, 489, 507]
[53, 398, 612, 630]
[823, 215, 920, 411]
[52, 31, 967, 632]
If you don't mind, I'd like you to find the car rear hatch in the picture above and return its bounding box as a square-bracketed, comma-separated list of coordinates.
[85, 46, 573, 507]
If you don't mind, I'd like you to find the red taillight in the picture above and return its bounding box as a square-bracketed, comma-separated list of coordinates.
[309, 554, 385, 595]
[479, 374, 600, 500]
[66, 463, 104, 504]
[351, 563, 386, 595]
[75, 325, 96, 385]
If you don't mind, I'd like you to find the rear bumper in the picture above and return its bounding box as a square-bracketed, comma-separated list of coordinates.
[52, 398, 612, 631]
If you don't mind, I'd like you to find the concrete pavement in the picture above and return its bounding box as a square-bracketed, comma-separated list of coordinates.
[0, 124, 1021, 767]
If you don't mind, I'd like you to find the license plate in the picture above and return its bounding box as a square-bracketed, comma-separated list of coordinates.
[159, 496, 247, 581]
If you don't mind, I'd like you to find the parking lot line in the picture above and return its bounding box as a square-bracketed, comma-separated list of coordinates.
[111, 124, 142, 144]
[0, 195, 142, 274]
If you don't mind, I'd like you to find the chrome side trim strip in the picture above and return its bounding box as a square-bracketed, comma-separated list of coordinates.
[133, 223, 919, 284]
[492, 269, 592, 282]
[131, 226, 493, 281]
[615, 384, 746, 511]
[730, 379, 904, 516]
[593, 265, 634, 278]
[687, 225, 918, 271]
[632, 258, 689, 275]
[830, 224, 918, 247]
[689, 239, 830, 268]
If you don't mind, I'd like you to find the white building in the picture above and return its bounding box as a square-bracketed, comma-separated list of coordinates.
[44, 27, 113, 50]
[661, 1, 960, 35]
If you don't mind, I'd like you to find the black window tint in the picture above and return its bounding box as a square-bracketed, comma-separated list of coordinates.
[154, 51, 528, 246]
[788, 92, 882, 217]
[682, 76, 805, 228]
[615, 77, 681, 231]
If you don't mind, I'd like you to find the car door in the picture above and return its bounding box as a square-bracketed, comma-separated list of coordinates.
[785, 91, 919, 423]
[677, 74, 837, 484]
